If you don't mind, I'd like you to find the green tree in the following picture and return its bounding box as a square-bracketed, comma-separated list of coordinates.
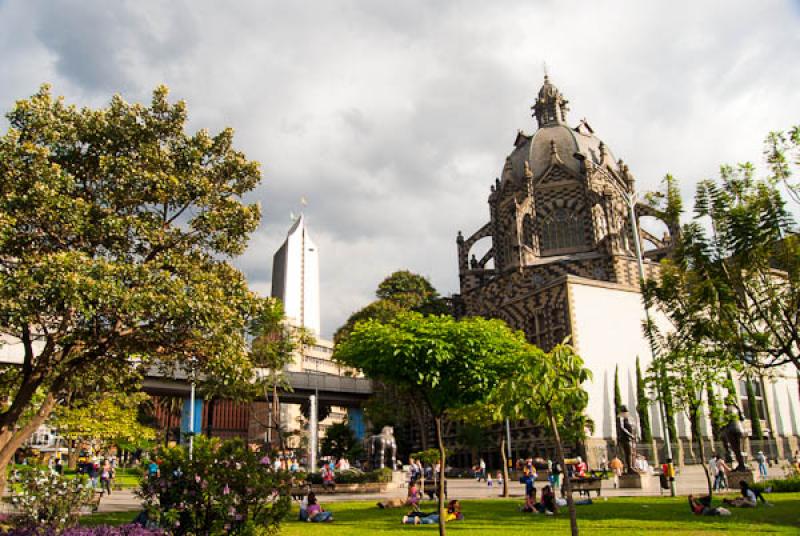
[320, 421, 363, 462]
[51, 392, 156, 456]
[494, 344, 591, 536]
[724, 370, 739, 407]
[0, 85, 264, 487]
[648, 333, 728, 498]
[335, 270, 448, 452]
[744, 375, 764, 439]
[248, 298, 313, 449]
[335, 312, 523, 536]
[706, 384, 724, 444]
[635, 357, 652, 443]
[645, 130, 800, 371]
[613, 365, 622, 416]
[451, 401, 512, 497]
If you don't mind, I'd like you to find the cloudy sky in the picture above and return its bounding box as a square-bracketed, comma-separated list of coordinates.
[1, 0, 799, 337]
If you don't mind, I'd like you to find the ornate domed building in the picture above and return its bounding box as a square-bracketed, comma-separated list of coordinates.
[455, 75, 676, 463]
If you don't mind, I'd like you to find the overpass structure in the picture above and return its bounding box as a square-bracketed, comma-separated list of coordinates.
[143, 370, 373, 407]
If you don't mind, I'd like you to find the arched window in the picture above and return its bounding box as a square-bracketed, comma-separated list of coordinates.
[540, 207, 586, 252]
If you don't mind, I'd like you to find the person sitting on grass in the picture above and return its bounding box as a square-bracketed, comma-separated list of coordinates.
[688, 494, 730, 516]
[723, 481, 760, 508]
[537, 485, 558, 515]
[402, 499, 463, 525]
[377, 482, 422, 510]
[304, 493, 334, 522]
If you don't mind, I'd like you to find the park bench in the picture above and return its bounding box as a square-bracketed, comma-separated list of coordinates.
[563, 477, 602, 498]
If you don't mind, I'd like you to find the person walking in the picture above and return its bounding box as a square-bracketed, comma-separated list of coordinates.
[755, 451, 768, 479]
[100, 459, 113, 495]
[715, 455, 731, 490]
[478, 458, 487, 482]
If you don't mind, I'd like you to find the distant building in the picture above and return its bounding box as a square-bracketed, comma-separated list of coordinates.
[272, 215, 321, 336]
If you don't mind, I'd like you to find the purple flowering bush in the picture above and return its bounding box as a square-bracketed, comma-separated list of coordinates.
[0, 525, 163, 535]
[138, 437, 290, 535]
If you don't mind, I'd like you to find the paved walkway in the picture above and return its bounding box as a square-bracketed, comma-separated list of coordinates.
[95, 465, 777, 513]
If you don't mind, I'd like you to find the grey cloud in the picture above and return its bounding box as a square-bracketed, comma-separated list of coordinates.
[1, 0, 799, 336]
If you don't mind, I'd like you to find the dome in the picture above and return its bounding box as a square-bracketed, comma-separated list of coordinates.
[504, 121, 617, 184]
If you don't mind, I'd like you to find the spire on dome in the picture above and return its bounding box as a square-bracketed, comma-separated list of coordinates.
[532, 73, 569, 128]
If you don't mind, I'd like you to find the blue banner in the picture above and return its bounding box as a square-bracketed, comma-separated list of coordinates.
[180, 398, 203, 442]
[347, 408, 366, 440]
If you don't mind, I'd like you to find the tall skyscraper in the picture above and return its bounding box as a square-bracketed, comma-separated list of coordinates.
[271, 214, 321, 335]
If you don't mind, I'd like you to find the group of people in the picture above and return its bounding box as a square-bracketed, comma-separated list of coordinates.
[688, 480, 770, 516]
[78, 457, 116, 495]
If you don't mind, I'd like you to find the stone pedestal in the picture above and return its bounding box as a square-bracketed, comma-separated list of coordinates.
[727, 469, 755, 489]
[386, 470, 406, 490]
[618, 472, 658, 489]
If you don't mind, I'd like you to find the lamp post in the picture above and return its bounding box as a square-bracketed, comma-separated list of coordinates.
[188, 356, 197, 461]
[624, 190, 676, 497]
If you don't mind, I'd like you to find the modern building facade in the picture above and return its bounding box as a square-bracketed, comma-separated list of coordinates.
[271, 214, 321, 336]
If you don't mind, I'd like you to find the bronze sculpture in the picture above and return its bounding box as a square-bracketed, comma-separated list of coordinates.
[616, 405, 638, 474]
[367, 425, 397, 470]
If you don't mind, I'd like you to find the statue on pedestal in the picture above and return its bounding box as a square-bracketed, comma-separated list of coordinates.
[721, 404, 747, 472]
[616, 405, 638, 474]
[367, 426, 397, 470]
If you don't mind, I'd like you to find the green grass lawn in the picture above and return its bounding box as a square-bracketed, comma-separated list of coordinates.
[277, 495, 800, 536]
[84, 494, 800, 535]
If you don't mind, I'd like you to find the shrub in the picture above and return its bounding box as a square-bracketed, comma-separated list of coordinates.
[138, 437, 290, 535]
[305, 467, 391, 484]
[123, 466, 145, 477]
[751, 476, 800, 493]
[8, 467, 94, 530]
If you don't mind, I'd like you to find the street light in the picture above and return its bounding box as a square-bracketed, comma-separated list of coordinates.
[623, 188, 676, 497]
[188, 356, 197, 461]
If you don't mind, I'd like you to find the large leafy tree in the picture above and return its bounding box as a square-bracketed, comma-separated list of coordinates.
[494, 344, 591, 536]
[335, 312, 523, 536]
[335, 270, 448, 452]
[644, 129, 800, 370]
[320, 421, 363, 462]
[0, 85, 264, 484]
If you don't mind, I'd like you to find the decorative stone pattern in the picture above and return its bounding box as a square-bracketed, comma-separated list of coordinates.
[455, 76, 671, 352]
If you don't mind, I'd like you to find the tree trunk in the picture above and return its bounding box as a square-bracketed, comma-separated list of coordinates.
[68, 440, 77, 470]
[547, 405, 578, 536]
[0, 393, 58, 493]
[690, 405, 713, 500]
[434, 415, 447, 536]
[500, 437, 509, 498]
[205, 397, 216, 438]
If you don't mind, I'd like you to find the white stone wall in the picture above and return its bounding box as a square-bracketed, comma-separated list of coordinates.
[568, 278, 800, 445]
[569, 280, 667, 440]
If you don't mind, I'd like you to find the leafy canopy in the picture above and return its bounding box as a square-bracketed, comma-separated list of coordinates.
[644, 132, 800, 370]
[334, 312, 524, 416]
[0, 84, 265, 463]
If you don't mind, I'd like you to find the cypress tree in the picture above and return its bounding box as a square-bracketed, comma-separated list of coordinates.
[662, 384, 678, 444]
[614, 365, 622, 416]
[706, 384, 723, 444]
[723, 370, 738, 407]
[635, 357, 652, 442]
[745, 375, 764, 439]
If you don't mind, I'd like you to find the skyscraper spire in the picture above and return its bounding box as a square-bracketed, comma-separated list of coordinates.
[532, 73, 569, 128]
